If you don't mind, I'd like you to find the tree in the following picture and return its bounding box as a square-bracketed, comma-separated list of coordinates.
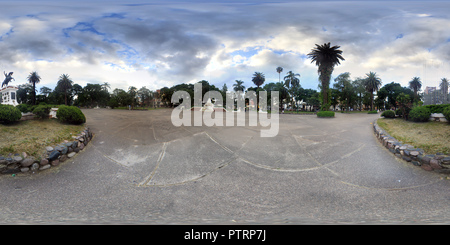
[276, 66, 283, 83]
[233, 80, 245, 92]
[264, 82, 288, 111]
[363, 71, 382, 111]
[252, 72, 265, 89]
[138, 86, 152, 108]
[307, 42, 345, 110]
[78, 83, 110, 107]
[16, 83, 34, 104]
[284, 71, 301, 110]
[409, 76, 422, 101]
[222, 83, 228, 93]
[376, 82, 413, 110]
[27, 71, 41, 105]
[252, 72, 265, 109]
[396, 92, 411, 120]
[128, 86, 138, 109]
[333, 72, 355, 111]
[101, 82, 111, 92]
[56, 74, 73, 105]
[40, 86, 52, 97]
[352, 78, 366, 110]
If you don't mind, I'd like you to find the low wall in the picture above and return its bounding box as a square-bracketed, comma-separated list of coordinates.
[373, 120, 450, 173]
[0, 127, 93, 174]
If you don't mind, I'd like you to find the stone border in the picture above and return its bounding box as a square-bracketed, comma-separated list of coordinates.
[0, 127, 93, 174]
[373, 120, 450, 173]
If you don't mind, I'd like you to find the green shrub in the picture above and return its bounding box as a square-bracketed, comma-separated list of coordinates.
[56, 105, 86, 125]
[443, 106, 450, 123]
[16, 104, 31, 113]
[396, 107, 411, 120]
[408, 106, 431, 122]
[367, 110, 378, 114]
[32, 105, 51, 119]
[317, 111, 335, 118]
[381, 110, 396, 118]
[0, 105, 22, 124]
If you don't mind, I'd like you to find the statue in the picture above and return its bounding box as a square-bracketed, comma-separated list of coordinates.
[2, 71, 14, 87]
[203, 98, 214, 111]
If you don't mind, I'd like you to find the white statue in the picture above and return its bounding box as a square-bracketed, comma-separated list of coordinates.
[203, 98, 214, 111]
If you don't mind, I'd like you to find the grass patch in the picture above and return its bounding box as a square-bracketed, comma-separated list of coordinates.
[0, 119, 85, 158]
[377, 118, 450, 154]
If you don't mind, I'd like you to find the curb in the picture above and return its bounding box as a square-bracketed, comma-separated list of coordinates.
[0, 127, 93, 175]
[373, 119, 450, 173]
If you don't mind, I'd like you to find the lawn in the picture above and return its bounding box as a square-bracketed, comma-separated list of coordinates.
[377, 118, 450, 155]
[0, 119, 85, 158]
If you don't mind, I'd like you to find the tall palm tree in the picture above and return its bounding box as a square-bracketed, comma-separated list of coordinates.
[57, 74, 74, 105]
[364, 71, 382, 111]
[276, 66, 283, 83]
[439, 78, 448, 101]
[233, 80, 245, 92]
[27, 71, 41, 105]
[251, 72, 265, 89]
[307, 42, 344, 110]
[409, 76, 422, 100]
[284, 71, 301, 110]
[252, 72, 265, 110]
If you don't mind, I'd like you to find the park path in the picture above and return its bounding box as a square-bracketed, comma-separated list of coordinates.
[0, 109, 449, 224]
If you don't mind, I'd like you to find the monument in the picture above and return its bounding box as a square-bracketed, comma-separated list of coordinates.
[0, 71, 18, 106]
[203, 98, 214, 111]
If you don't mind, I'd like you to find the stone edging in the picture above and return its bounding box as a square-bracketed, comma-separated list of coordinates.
[0, 127, 93, 174]
[373, 120, 450, 173]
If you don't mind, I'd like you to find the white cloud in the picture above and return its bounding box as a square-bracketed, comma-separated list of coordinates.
[1, 0, 450, 92]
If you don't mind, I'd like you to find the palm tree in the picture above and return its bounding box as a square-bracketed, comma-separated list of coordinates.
[276, 66, 283, 83]
[233, 80, 245, 92]
[307, 42, 344, 110]
[252, 72, 265, 89]
[363, 71, 382, 111]
[27, 71, 41, 105]
[284, 71, 301, 110]
[102, 82, 111, 92]
[439, 78, 448, 101]
[409, 76, 422, 101]
[57, 74, 74, 105]
[252, 72, 265, 110]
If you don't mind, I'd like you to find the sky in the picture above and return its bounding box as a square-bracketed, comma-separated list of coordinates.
[1, 0, 450, 93]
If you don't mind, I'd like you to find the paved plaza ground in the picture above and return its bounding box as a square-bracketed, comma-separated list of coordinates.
[0, 108, 449, 224]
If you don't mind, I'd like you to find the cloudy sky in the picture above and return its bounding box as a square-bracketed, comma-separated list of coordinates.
[1, 0, 450, 93]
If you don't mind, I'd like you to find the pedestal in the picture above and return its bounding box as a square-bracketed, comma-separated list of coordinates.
[0, 86, 19, 106]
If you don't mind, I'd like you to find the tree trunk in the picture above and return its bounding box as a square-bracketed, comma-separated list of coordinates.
[32, 83, 36, 105]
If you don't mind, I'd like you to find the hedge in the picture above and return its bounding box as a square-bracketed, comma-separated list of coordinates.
[423, 104, 450, 113]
